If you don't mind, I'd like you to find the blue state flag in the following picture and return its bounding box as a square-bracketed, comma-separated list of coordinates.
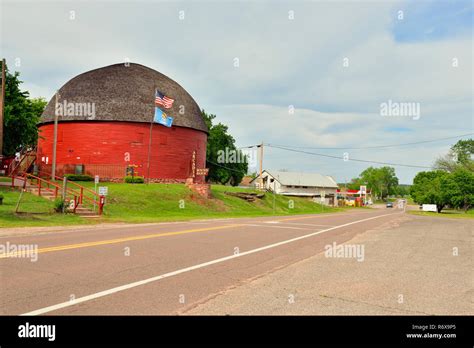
[154, 107, 174, 127]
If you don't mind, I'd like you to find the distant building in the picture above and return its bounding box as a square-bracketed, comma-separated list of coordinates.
[251, 170, 339, 205]
[337, 188, 373, 206]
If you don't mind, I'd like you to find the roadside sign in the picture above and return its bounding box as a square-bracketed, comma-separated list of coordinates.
[422, 204, 437, 212]
[360, 185, 367, 194]
[191, 151, 196, 177]
[98, 186, 108, 196]
[94, 175, 99, 184]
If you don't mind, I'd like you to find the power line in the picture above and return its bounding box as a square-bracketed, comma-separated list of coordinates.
[267, 144, 433, 169]
[220, 133, 472, 172]
[238, 144, 260, 149]
[266, 133, 474, 150]
[206, 159, 248, 174]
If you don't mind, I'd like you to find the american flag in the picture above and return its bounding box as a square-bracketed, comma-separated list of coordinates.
[155, 90, 174, 109]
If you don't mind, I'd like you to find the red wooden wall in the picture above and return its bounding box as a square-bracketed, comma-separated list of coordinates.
[37, 121, 207, 182]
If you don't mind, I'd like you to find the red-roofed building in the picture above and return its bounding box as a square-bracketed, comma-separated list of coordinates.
[337, 188, 373, 206]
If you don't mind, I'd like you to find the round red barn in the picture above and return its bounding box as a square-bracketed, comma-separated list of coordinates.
[37, 63, 208, 182]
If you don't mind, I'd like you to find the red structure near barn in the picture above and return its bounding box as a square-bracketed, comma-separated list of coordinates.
[37, 63, 208, 182]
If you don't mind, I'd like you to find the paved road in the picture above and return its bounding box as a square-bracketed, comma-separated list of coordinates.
[0, 209, 404, 315]
[185, 214, 473, 315]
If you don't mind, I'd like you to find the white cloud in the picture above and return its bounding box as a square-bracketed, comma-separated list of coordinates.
[1, 0, 471, 184]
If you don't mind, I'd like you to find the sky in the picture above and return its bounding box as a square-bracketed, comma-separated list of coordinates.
[1, 0, 472, 184]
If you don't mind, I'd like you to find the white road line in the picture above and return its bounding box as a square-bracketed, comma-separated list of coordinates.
[278, 222, 336, 227]
[21, 212, 402, 316]
[243, 224, 313, 230]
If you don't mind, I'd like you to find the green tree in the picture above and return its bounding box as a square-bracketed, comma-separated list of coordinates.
[434, 139, 474, 173]
[346, 177, 363, 190]
[379, 166, 399, 198]
[357, 167, 380, 197]
[452, 139, 474, 165]
[358, 166, 398, 199]
[396, 185, 410, 197]
[2, 62, 46, 156]
[411, 170, 449, 213]
[414, 140, 474, 213]
[201, 110, 248, 186]
[440, 168, 474, 211]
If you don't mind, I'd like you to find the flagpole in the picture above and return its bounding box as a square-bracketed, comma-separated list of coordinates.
[146, 89, 155, 184]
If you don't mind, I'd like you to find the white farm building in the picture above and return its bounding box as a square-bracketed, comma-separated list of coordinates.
[251, 170, 339, 205]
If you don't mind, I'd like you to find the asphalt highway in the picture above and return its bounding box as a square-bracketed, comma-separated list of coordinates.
[0, 209, 403, 315]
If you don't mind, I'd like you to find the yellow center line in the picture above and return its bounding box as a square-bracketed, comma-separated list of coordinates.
[0, 224, 245, 259]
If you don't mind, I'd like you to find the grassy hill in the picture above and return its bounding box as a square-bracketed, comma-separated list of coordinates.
[0, 183, 345, 228]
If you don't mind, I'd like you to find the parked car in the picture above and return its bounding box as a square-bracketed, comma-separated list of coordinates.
[386, 202, 393, 208]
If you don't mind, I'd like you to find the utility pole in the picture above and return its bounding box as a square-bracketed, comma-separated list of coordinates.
[272, 179, 276, 215]
[259, 142, 264, 190]
[0, 59, 6, 158]
[51, 91, 60, 180]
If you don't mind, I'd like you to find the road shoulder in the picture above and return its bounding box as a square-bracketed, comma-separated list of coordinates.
[182, 214, 473, 315]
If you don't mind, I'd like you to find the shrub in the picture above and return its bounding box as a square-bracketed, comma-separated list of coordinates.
[64, 174, 94, 181]
[124, 176, 145, 184]
[53, 198, 66, 213]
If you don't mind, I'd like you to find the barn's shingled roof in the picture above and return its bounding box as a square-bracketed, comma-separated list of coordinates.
[40, 63, 208, 133]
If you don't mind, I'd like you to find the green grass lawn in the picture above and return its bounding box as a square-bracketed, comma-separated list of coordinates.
[0, 176, 12, 183]
[408, 209, 474, 219]
[0, 182, 350, 228]
[0, 187, 90, 227]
